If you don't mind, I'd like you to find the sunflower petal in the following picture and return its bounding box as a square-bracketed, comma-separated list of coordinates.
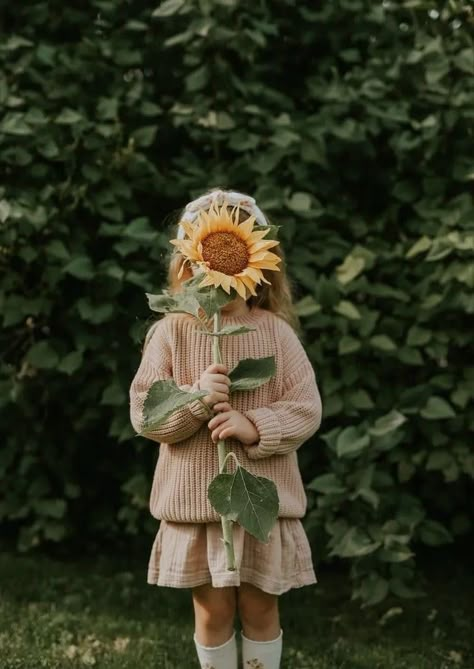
[248, 239, 280, 254]
[234, 277, 248, 299]
[250, 261, 281, 271]
[249, 250, 281, 263]
[220, 272, 233, 293]
[237, 215, 257, 240]
[243, 266, 265, 283]
[238, 273, 258, 296]
[248, 228, 270, 243]
[179, 220, 196, 239]
[177, 240, 202, 260]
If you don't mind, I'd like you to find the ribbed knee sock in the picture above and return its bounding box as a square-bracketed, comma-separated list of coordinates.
[194, 629, 238, 669]
[241, 629, 283, 668]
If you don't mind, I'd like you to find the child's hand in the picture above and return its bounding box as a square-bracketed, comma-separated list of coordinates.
[198, 363, 231, 408]
[208, 403, 260, 445]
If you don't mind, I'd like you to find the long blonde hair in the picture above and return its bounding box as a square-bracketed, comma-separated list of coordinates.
[141, 194, 301, 353]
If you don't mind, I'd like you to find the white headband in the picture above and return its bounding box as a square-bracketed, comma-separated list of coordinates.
[177, 189, 268, 240]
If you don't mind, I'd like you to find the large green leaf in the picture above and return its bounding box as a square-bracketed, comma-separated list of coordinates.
[208, 467, 279, 542]
[228, 356, 276, 392]
[146, 290, 201, 319]
[336, 427, 370, 458]
[307, 473, 346, 494]
[369, 410, 407, 437]
[141, 380, 207, 431]
[147, 277, 235, 322]
[418, 520, 453, 546]
[335, 253, 366, 284]
[420, 396, 456, 420]
[330, 527, 381, 558]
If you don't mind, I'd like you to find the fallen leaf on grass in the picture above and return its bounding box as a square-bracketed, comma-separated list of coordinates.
[113, 637, 130, 652]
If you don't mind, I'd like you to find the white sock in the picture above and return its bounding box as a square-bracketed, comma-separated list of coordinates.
[194, 629, 238, 669]
[241, 629, 283, 668]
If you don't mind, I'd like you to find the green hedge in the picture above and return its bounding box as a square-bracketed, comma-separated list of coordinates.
[0, 0, 472, 605]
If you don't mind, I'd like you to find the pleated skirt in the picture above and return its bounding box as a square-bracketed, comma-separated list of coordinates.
[147, 518, 317, 596]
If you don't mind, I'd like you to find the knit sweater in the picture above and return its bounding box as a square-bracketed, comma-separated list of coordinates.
[129, 306, 323, 523]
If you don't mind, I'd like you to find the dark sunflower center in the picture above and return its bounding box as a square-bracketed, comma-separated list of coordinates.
[201, 232, 249, 275]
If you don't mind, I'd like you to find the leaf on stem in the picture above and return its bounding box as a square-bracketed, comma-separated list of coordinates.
[142, 379, 207, 430]
[208, 466, 279, 542]
[146, 276, 235, 322]
[228, 356, 276, 391]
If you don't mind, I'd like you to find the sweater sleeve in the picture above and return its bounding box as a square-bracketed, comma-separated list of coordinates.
[242, 319, 322, 460]
[129, 318, 213, 445]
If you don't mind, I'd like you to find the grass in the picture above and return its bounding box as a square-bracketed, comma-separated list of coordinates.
[0, 545, 473, 669]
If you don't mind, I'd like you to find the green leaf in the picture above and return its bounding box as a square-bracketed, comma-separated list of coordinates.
[418, 520, 453, 546]
[420, 396, 456, 420]
[369, 410, 407, 436]
[101, 382, 126, 406]
[124, 217, 157, 242]
[152, 0, 186, 17]
[0, 113, 32, 136]
[406, 235, 432, 258]
[336, 427, 370, 458]
[336, 254, 366, 284]
[216, 112, 236, 130]
[58, 351, 83, 375]
[141, 380, 207, 431]
[378, 546, 414, 562]
[146, 290, 198, 317]
[185, 65, 209, 92]
[330, 527, 381, 558]
[425, 450, 455, 472]
[287, 192, 312, 212]
[356, 573, 389, 607]
[348, 389, 374, 409]
[228, 357, 276, 392]
[338, 335, 361, 355]
[33, 498, 67, 518]
[55, 108, 83, 125]
[389, 578, 425, 599]
[64, 256, 94, 280]
[26, 341, 60, 369]
[131, 126, 158, 147]
[369, 335, 397, 351]
[334, 300, 361, 320]
[208, 466, 279, 542]
[147, 279, 235, 321]
[406, 326, 431, 347]
[295, 295, 321, 317]
[77, 299, 114, 324]
[307, 473, 346, 494]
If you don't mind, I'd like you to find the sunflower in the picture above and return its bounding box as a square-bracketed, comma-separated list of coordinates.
[170, 199, 281, 299]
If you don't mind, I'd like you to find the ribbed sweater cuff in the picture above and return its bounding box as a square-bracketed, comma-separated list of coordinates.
[187, 381, 214, 421]
[243, 407, 282, 459]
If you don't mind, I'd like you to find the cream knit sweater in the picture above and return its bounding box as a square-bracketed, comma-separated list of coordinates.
[129, 306, 323, 523]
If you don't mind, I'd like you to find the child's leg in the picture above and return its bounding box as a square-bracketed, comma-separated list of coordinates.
[238, 583, 282, 668]
[192, 583, 237, 668]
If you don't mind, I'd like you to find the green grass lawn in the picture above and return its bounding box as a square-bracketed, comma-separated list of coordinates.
[0, 545, 472, 669]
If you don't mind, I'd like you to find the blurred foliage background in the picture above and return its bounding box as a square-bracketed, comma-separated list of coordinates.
[0, 0, 473, 606]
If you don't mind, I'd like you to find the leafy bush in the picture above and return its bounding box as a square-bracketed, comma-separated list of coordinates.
[0, 0, 472, 604]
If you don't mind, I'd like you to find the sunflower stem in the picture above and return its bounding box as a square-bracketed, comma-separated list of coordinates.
[213, 310, 236, 572]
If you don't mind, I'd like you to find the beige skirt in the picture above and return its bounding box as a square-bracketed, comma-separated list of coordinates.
[147, 518, 317, 596]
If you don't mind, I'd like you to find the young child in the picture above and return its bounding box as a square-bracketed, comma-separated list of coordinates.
[129, 189, 323, 669]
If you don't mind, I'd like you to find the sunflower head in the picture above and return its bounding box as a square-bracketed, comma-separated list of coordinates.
[170, 198, 281, 299]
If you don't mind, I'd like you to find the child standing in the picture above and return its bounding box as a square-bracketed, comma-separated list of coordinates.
[129, 189, 323, 669]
